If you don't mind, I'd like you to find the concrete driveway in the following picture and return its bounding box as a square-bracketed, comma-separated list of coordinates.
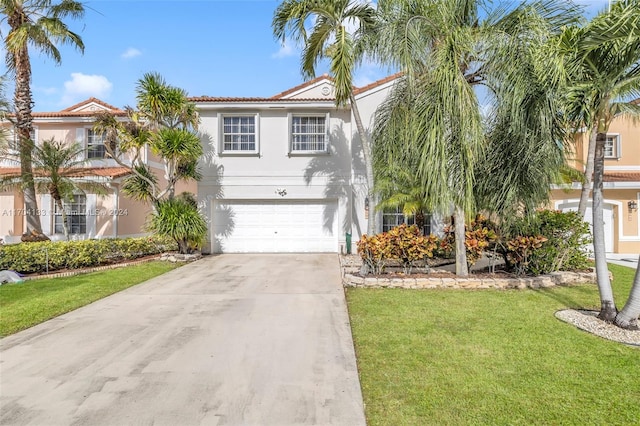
[0, 254, 366, 426]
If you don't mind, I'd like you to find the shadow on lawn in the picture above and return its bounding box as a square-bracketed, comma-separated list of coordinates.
[534, 285, 598, 310]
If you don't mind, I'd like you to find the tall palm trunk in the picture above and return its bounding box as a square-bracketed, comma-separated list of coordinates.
[614, 257, 640, 330]
[454, 205, 469, 277]
[13, 45, 42, 235]
[54, 198, 70, 241]
[350, 92, 376, 235]
[592, 132, 616, 321]
[577, 127, 598, 217]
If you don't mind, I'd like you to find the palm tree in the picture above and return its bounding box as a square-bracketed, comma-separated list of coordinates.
[561, 0, 640, 322]
[1, 0, 85, 237]
[93, 73, 202, 206]
[0, 138, 107, 240]
[370, 0, 576, 276]
[273, 0, 379, 235]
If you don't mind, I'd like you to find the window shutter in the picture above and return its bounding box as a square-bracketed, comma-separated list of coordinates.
[86, 194, 97, 238]
[325, 112, 330, 152]
[76, 128, 86, 160]
[287, 112, 293, 153]
[41, 194, 51, 235]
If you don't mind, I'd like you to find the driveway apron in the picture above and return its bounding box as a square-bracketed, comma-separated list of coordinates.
[0, 254, 366, 426]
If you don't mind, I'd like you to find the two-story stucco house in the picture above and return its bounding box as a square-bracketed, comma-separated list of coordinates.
[550, 109, 640, 254]
[193, 73, 441, 254]
[0, 98, 181, 242]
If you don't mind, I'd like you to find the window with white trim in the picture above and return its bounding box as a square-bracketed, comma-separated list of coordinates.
[290, 114, 328, 152]
[382, 207, 431, 235]
[221, 115, 257, 153]
[10, 127, 36, 151]
[54, 195, 87, 234]
[87, 129, 107, 159]
[603, 134, 620, 159]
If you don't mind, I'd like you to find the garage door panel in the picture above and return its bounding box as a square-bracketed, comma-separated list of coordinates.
[213, 200, 338, 253]
[559, 202, 613, 253]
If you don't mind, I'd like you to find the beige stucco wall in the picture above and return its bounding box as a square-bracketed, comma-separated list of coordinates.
[551, 188, 640, 253]
[0, 190, 17, 238]
[572, 114, 640, 170]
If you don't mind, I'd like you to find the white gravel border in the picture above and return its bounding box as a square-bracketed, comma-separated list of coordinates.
[555, 309, 640, 347]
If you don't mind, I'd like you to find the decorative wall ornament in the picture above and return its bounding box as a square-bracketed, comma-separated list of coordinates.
[276, 188, 287, 197]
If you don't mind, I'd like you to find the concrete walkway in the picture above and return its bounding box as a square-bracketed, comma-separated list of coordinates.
[0, 254, 366, 426]
[605, 253, 639, 270]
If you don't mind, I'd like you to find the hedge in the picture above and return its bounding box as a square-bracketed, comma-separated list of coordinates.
[0, 236, 178, 274]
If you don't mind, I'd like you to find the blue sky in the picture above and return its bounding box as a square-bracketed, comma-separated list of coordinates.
[3, 0, 611, 112]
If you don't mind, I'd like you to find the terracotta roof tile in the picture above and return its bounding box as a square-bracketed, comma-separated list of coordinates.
[353, 72, 403, 95]
[0, 167, 131, 179]
[189, 96, 333, 103]
[61, 97, 124, 113]
[603, 172, 640, 182]
[271, 74, 334, 99]
[31, 111, 128, 118]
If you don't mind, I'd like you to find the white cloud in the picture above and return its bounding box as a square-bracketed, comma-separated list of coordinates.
[121, 47, 141, 59]
[272, 40, 296, 59]
[61, 73, 113, 105]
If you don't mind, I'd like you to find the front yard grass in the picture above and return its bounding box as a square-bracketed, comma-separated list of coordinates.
[347, 264, 640, 425]
[0, 261, 179, 337]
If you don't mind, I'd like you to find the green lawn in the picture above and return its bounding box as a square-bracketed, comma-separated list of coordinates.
[347, 264, 640, 425]
[0, 261, 179, 337]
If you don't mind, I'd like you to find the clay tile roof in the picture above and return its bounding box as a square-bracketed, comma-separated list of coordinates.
[271, 74, 334, 99]
[353, 72, 403, 95]
[61, 97, 124, 113]
[28, 98, 127, 119]
[603, 172, 640, 182]
[0, 167, 131, 179]
[189, 96, 332, 103]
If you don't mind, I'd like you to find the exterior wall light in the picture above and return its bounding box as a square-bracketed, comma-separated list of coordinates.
[628, 200, 638, 212]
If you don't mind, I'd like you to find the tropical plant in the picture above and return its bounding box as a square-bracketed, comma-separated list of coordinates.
[273, 0, 379, 235]
[0, 138, 108, 240]
[93, 73, 203, 206]
[147, 193, 207, 255]
[370, 0, 577, 276]
[559, 0, 640, 325]
[1, 0, 85, 236]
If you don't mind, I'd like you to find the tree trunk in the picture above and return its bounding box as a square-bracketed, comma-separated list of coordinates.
[614, 257, 640, 330]
[592, 133, 616, 321]
[454, 205, 469, 277]
[577, 127, 598, 218]
[415, 211, 425, 235]
[55, 198, 70, 241]
[13, 45, 42, 234]
[350, 93, 376, 235]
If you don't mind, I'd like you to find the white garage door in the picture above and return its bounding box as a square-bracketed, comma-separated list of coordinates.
[559, 202, 614, 253]
[212, 200, 338, 253]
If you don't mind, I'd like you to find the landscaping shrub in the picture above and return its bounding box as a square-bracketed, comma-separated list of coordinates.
[387, 224, 439, 274]
[357, 225, 438, 274]
[439, 215, 498, 266]
[357, 232, 392, 275]
[0, 236, 177, 274]
[147, 193, 207, 254]
[504, 210, 591, 275]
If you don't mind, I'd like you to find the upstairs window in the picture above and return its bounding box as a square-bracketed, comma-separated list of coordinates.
[290, 115, 328, 153]
[87, 129, 107, 159]
[10, 127, 36, 151]
[221, 115, 257, 153]
[603, 134, 621, 159]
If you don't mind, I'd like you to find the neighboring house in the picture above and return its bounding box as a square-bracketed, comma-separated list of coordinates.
[193, 74, 442, 254]
[0, 98, 185, 242]
[550, 109, 640, 254]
